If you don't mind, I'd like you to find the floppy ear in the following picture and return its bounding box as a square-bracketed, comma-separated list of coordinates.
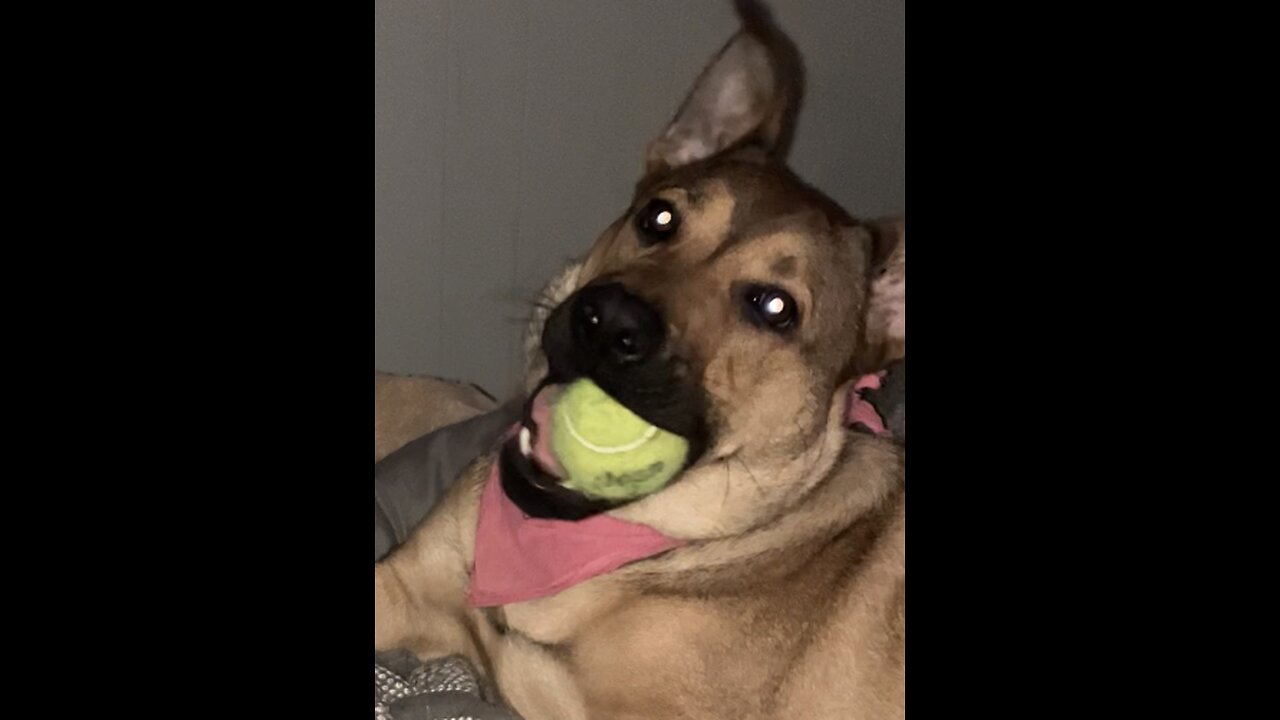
[859, 216, 906, 369]
[645, 0, 801, 175]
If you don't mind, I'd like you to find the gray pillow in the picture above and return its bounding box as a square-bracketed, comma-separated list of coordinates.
[375, 399, 521, 563]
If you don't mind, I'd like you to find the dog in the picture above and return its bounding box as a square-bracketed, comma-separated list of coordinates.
[375, 3, 905, 718]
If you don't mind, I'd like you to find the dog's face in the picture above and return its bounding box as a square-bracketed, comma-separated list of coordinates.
[504, 7, 905, 523]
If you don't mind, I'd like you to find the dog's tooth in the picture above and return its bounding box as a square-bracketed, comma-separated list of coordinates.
[519, 426, 533, 457]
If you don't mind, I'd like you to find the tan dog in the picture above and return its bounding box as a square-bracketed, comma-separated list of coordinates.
[376, 3, 905, 718]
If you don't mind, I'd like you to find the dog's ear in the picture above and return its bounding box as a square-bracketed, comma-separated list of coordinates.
[645, 0, 802, 175]
[856, 216, 905, 370]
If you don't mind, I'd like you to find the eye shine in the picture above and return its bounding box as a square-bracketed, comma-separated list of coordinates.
[635, 199, 680, 244]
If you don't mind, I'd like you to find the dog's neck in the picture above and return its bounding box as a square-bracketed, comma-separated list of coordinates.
[609, 383, 897, 540]
[616, 432, 903, 592]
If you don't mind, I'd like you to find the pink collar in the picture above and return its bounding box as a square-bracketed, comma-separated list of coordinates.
[467, 375, 890, 608]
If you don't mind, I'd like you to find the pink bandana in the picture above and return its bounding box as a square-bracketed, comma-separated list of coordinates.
[466, 375, 891, 608]
[467, 458, 684, 607]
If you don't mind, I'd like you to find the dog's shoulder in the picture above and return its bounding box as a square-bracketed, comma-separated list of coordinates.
[776, 486, 905, 717]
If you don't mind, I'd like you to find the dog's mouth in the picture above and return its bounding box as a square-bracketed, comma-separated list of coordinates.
[499, 379, 704, 520]
[517, 383, 566, 482]
[500, 382, 614, 520]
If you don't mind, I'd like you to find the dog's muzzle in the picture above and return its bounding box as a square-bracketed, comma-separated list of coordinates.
[542, 280, 702, 439]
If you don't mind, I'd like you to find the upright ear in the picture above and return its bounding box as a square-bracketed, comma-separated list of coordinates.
[645, 0, 802, 175]
[859, 216, 906, 369]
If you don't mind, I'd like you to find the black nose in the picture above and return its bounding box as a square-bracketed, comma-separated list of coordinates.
[572, 283, 664, 366]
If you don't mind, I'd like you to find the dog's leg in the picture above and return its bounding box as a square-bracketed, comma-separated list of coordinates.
[374, 462, 492, 671]
[374, 561, 482, 664]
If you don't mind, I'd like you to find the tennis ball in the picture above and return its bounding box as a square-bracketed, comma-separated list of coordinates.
[550, 379, 689, 501]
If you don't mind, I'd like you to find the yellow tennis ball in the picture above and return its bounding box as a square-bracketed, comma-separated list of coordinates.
[550, 379, 689, 501]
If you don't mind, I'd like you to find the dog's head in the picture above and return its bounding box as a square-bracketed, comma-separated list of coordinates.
[506, 1, 904, 533]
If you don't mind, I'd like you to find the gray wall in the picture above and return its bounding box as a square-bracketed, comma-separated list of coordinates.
[375, 0, 905, 398]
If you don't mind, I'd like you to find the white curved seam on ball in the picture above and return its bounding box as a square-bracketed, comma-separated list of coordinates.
[562, 413, 658, 454]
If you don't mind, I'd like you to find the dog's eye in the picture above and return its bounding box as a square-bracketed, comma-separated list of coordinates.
[744, 285, 798, 332]
[635, 199, 680, 245]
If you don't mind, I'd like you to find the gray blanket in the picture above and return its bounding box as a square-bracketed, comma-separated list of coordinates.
[375, 651, 520, 720]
